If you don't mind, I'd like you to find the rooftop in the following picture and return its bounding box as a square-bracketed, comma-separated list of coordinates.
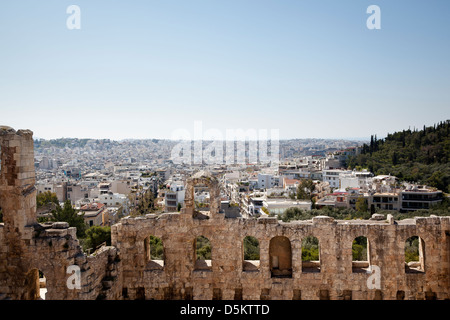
[80, 202, 105, 211]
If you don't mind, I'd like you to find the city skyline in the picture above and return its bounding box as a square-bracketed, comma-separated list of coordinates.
[1, 1, 449, 140]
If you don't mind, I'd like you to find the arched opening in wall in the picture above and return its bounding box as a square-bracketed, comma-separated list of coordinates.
[38, 270, 47, 300]
[269, 236, 292, 278]
[302, 236, 320, 273]
[243, 236, 260, 271]
[212, 288, 222, 300]
[136, 287, 145, 300]
[144, 235, 164, 270]
[22, 269, 47, 300]
[319, 289, 330, 300]
[396, 290, 405, 300]
[194, 235, 212, 271]
[193, 185, 211, 219]
[234, 288, 243, 300]
[405, 236, 425, 273]
[374, 289, 383, 300]
[352, 236, 370, 273]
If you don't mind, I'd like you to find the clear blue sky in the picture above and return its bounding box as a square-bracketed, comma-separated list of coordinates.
[0, 0, 449, 140]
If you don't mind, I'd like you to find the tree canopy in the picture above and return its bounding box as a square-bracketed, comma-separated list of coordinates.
[130, 189, 157, 216]
[355, 197, 368, 213]
[36, 191, 59, 208]
[352, 236, 368, 261]
[149, 236, 164, 260]
[302, 236, 319, 261]
[196, 236, 211, 260]
[51, 200, 87, 238]
[84, 226, 111, 252]
[296, 179, 316, 200]
[347, 120, 450, 192]
[243, 236, 260, 260]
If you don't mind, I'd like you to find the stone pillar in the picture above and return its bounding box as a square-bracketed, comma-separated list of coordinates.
[184, 170, 221, 219]
[0, 126, 37, 299]
[0, 126, 37, 231]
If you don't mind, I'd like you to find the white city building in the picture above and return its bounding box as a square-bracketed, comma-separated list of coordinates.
[98, 191, 128, 208]
[322, 169, 348, 189]
[263, 198, 312, 215]
[258, 173, 277, 189]
[339, 170, 373, 190]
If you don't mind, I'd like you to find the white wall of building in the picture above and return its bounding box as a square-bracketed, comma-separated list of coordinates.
[258, 174, 275, 189]
[323, 169, 348, 189]
[98, 192, 128, 207]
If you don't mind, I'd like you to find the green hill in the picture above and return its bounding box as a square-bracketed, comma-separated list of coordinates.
[347, 120, 450, 193]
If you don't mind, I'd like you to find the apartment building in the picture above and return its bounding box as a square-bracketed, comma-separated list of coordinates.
[282, 178, 301, 193]
[36, 182, 55, 195]
[99, 182, 111, 195]
[340, 170, 374, 190]
[98, 191, 128, 208]
[110, 180, 133, 195]
[369, 193, 400, 211]
[79, 202, 106, 227]
[345, 188, 368, 210]
[164, 182, 186, 212]
[241, 194, 266, 217]
[258, 173, 276, 189]
[322, 169, 347, 189]
[400, 187, 443, 212]
[165, 191, 178, 212]
[263, 198, 311, 215]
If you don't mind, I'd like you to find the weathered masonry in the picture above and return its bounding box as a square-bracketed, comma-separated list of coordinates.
[114, 174, 450, 300]
[0, 127, 121, 300]
[1, 127, 450, 300]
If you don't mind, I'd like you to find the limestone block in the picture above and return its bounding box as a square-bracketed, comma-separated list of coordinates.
[52, 222, 69, 229]
[312, 216, 335, 225]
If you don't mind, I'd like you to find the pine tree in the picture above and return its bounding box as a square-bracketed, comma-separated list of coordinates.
[51, 200, 87, 237]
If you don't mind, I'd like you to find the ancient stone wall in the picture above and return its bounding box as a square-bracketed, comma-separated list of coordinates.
[113, 172, 450, 300]
[1, 128, 449, 300]
[0, 127, 121, 300]
[113, 212, 450, 300]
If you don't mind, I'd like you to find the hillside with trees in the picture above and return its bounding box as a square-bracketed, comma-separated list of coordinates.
[347, 120, 450, 193]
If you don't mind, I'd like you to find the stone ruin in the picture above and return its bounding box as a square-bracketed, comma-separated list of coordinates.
[0, 127, 449, 300]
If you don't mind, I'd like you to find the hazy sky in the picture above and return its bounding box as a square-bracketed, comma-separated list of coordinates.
[0, 0, 449, 140]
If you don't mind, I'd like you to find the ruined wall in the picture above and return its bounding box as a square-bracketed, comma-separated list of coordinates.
[1, 127, 449, 300]
[113, 213, 450, 300]
[113, 172, 450, 300]
[0, 127, 121, 300]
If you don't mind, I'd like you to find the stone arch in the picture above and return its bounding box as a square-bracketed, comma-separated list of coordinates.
[243, 235, 260, 271]
[21, 269, 40, 300]
[19, 249, 64, 300]
[21, 266, 54, 300]
[184, 171, 220, 219]
[352, 235, 371, 273]
[405, 235, 425, 273]
[301, 235, 320, 273]
[194, 235, 212, 271]
[0, 127, 37, 231]
[144, 235, 165, 270]
[269, 236, 292, 278]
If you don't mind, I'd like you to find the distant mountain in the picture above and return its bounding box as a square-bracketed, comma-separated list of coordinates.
[347, 120, 450, 192]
